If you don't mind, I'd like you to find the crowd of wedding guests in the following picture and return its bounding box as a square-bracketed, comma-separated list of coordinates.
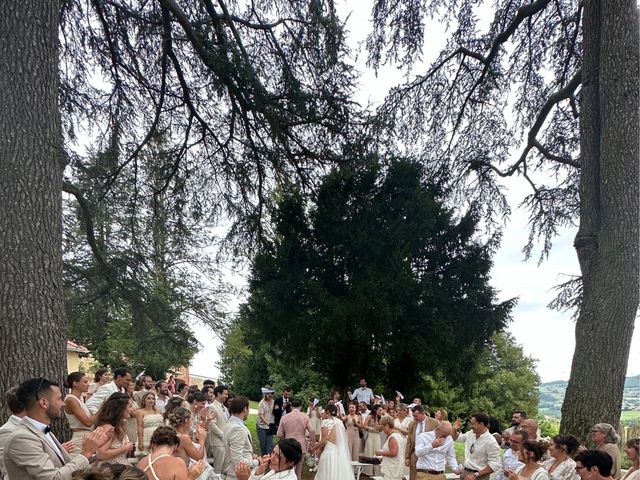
[0, 371, 638, 480]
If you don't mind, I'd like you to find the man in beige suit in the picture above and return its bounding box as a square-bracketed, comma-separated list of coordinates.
[207, 384, 229, 473]
[3, 377, 112, 480]
[405, 405, 438, 480]
[0, 387, 26, 479]
[222, 396, 257, 480]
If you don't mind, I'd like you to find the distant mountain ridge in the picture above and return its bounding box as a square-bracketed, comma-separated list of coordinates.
[539, 375, 640, 419]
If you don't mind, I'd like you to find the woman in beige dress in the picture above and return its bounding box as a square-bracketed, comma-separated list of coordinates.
[543, 434, 580, 480]
[363, 404, 384, 476]
[136, 391, 164, 456]
[63, 372, 95, 458]
[342, 401, 363, 461]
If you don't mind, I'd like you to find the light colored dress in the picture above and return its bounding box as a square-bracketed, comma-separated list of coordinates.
[623, 470, 640, 480]
[314, 418, 354, 480]
[140, 413, 164, 455]
[543, 457, 579, 480]
[344, 414, 361, 461]
[380, 432, 406, 480]
[308, 407, 322, 439]
[97, 434, 130, 466]
[363, 418, 382, 476]
[517, 466, 551, 480]
[65, 394, 91, 458]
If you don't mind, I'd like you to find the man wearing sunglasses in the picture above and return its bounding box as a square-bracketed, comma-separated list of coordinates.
[452, 413, 501, 480]
[4, 377, 113, 479]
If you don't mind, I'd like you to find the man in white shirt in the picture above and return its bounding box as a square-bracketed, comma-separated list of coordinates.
[495, 430, 526, 480]
[86, 367, 132, 414]
[415, 421, 460, 480]
[349, 378, 374, 405]
[406, 405, 439, 480]
[0, 387, 26, 480]
[452, 412, 502, 480]
[4, 377, 112, 480]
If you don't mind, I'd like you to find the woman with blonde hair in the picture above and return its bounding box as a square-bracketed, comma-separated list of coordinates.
[135, 391, 164, 456]
[376, 415, 406, 480]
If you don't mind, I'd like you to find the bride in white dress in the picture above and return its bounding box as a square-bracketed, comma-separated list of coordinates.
[314, 404, 355, 480]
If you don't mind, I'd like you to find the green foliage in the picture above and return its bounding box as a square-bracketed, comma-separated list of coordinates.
[220, 155, 514, 398]
[539, 417, 560, 438]
[411, 332, 540, 429]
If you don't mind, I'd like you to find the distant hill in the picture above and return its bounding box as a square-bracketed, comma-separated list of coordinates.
[539, 375, 640, 422]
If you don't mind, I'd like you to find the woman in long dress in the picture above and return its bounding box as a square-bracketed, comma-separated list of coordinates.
[376, 416, 406, 480]
[136, 391, 164, 456]
[343, 402, 363, 461]
[63, 372, 95, 458]
[363, 404, 384, 476]
[314, 404, 354, 480]
[308, 401, 322, 442]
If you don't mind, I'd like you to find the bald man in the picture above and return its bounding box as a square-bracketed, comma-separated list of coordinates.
[520, 419, 540, 441]
[415, 421, 461, 480]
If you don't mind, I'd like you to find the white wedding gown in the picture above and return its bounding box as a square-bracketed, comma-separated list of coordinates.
[314, 417, 355, 480]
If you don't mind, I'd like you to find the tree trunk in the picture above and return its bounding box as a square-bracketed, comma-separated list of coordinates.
[0, 1, 67, 424]
[561, 0, 639, 443]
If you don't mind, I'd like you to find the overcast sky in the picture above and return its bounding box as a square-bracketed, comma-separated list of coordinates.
[189, 0, 640, 384]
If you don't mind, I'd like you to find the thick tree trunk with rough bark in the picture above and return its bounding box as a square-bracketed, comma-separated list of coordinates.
[561, 0, 639, 443]
[0, 2, 67, 422]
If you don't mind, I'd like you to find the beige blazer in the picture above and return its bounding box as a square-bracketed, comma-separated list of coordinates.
[208, 400, 228, 448]
[222, 418, 254, 480]
[276, 409, 315, 453]
[3, 419, 89, 480]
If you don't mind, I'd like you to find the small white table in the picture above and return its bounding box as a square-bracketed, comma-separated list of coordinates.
[351, 461, 370, 480]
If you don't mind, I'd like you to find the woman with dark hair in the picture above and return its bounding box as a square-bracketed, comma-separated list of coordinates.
[623, 438, 639, 480]
[135, 391, 163, 456]
[235, 438, 303, 480]
[313, 404, 353, 480]
[138, 426, 205, 480]
[94, 392, 136, 465]
[88, 369, 111, 399]
[591, 423, 622, 480]
[64, 372, 95, 457]
[507, 440, 551, 480]
[543, 434, 580, 480]
[164, 396, 187, 424]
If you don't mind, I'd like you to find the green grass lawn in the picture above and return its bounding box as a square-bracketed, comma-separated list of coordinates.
[621, 410, 640, 422]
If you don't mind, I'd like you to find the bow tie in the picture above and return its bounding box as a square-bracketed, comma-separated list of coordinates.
[44, 426, 52, 434]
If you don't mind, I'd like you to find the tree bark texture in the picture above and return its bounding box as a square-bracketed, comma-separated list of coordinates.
[561, 0, 640, 443]
[0, 1, 68, 423]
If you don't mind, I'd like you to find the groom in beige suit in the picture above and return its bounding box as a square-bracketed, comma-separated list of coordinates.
[222, 396, 256, 480]
[206, 384, 229, 473]
[3, 378, 112, 480]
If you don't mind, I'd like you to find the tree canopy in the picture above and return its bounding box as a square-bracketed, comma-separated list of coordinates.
[223, 155, 514, 396]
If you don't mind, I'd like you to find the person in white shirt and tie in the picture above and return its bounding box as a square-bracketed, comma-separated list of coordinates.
[86, 368, 132, 414]
[452, 412, 502, 480]
[349, 378, 374, 405]
[415, 421, 461, 480]
[4, 377, 113, 480]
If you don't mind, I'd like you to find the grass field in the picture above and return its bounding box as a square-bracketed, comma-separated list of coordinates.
[621, 410, 640, 422]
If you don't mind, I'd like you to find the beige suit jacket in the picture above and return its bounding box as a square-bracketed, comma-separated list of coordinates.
[222, 418, 254, 480]
[3, 419, 89, 480]
[208, 400, 228, 448]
